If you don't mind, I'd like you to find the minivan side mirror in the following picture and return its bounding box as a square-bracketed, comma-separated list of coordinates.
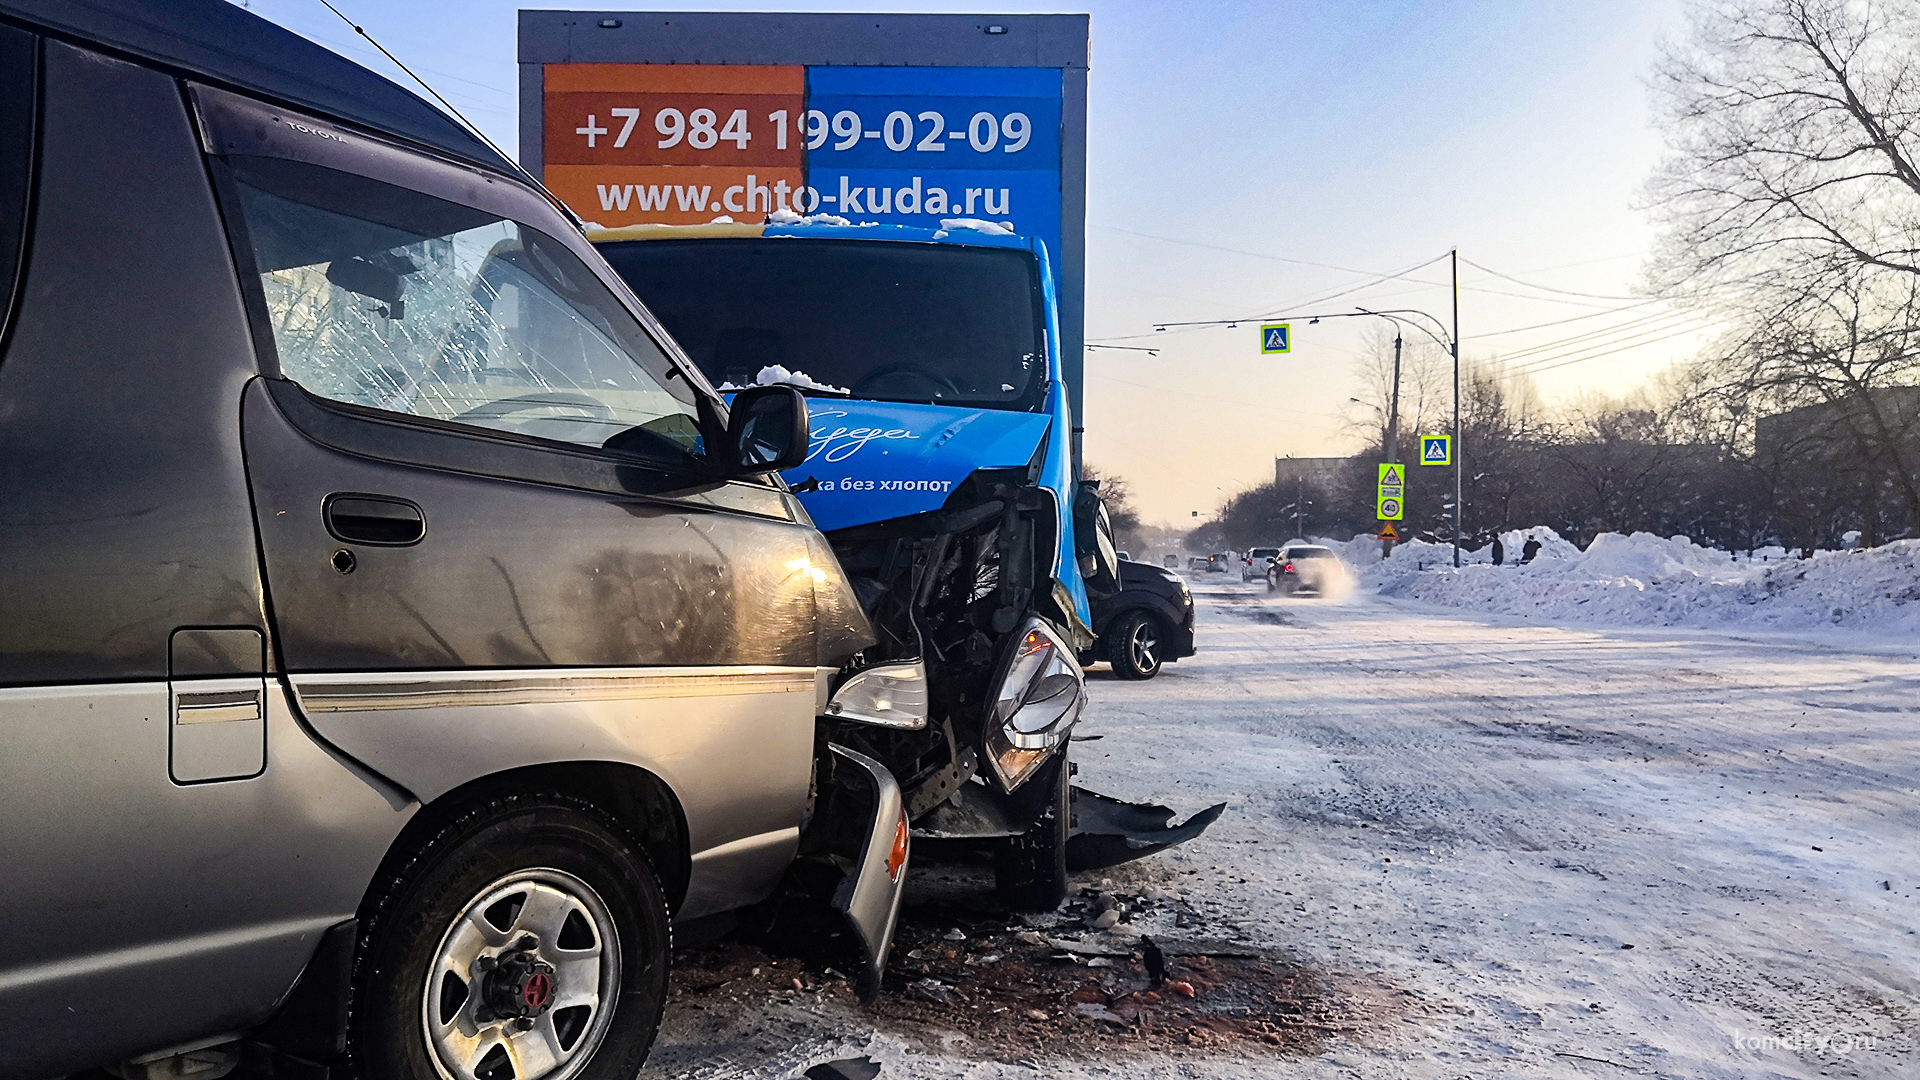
[725, 384, 810, 476]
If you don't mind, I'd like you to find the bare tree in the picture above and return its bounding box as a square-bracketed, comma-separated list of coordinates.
[1649, 0, 1920, 297]
[1347, 322, 1451, 460]
[1082, 462, 1143, 548]
[1651, 0, 1920, 539]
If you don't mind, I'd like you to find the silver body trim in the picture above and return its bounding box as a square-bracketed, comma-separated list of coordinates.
[827, 743, 909, 998]
[288, 665, 819, 921]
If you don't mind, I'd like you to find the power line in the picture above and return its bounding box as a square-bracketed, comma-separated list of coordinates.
[1104, 231, 1650, 320]
[1505, 319, 1724, 377]
[1467, 297, 1670, 339]
[1458, 255, 1655, 302]
[1496, 310, 1699, 366]
[1085, 371, 1325, 420]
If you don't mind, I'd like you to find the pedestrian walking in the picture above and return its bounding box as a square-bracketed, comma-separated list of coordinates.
[1521, 535, 1541, 564]
[1492, 537, 1505, 566]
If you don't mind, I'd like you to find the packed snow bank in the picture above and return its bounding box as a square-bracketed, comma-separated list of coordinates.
[1340, 528, 1920, 636]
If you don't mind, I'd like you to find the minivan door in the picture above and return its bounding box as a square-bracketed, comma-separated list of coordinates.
[202, 93, 829, 916]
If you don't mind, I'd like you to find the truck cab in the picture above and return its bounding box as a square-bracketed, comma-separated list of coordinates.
[594, 219, 1121, 909]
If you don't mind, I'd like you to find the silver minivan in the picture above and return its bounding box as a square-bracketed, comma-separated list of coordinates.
[0, 2, 911, 1076]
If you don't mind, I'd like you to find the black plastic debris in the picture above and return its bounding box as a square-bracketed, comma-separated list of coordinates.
[1142, 935, 1167, 985]
[806, 1057, 881, 1080]
[1065, 788, 1227, 872]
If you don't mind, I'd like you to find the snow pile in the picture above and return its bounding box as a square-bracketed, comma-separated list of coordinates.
[767, 208, 852, 227]
[934, 218, 1015, 236]
[1357, 527, 1920, 636]
[717, 365, 849, 394]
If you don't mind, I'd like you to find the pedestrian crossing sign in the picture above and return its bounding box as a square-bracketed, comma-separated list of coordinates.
[1377, 463, 1405, 488]
[1421, 435, 1451, 466]
[1260, 323, 1291, 354]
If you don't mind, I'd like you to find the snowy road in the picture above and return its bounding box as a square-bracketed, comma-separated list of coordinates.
[644, 580, 1920, 1079]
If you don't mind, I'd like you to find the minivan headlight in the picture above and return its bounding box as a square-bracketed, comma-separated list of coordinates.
[824, 661, 928, 729]
[984, 618, 1086, 790]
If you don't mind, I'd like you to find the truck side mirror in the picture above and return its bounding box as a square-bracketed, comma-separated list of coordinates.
[725, 384, 810, 476]
[1073, 481, 1120, 593]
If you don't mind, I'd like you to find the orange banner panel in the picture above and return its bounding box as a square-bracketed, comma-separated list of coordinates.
[547, 164, 806, 228]
[544, 63, 802, 96]
[545, 91, 804, 168]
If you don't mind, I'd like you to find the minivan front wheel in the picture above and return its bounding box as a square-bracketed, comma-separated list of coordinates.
[350, 796, 669, 1080]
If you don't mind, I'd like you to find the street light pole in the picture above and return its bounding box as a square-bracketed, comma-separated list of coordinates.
[1451, 248, 1462, 568]
[1387, 330, 1403, 464]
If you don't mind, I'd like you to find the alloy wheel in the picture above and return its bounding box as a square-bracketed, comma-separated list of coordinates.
[1128, 619, 1160, 674]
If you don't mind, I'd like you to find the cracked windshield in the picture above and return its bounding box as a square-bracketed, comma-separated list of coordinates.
[233, 158, 701, 457]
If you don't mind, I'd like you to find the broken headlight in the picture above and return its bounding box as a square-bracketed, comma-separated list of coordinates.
[983, 617, 1086, 790]
[824, 661, 929, 730]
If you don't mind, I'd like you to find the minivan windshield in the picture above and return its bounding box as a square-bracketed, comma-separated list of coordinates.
[598, 238, 1047, 412]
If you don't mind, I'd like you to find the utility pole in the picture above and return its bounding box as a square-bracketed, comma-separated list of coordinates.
[1450, 248, 1462, 568]
[1383, 329, 1402, 558]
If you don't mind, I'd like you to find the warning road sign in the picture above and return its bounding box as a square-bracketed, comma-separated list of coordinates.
[1379, 522, 1400, 540]
[1376, 462, 1406, 520]
[1421, 435, 1451, 466]
[1260, 323, 1291, 354]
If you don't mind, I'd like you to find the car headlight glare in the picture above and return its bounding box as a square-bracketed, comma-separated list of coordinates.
[824, 661, 928, 729]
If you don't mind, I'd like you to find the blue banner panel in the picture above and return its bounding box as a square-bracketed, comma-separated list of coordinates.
[801, 66, 1062, 249]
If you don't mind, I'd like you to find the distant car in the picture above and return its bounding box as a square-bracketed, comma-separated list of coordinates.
[1206, 552, 1233, 573]
[1268, 545, 1346, 595]
[1243, 546, 1282, 581]
[1187, 556, 1208, 571]
[1163, 554, 1180, 569]
[1086, 560, 1196, 679]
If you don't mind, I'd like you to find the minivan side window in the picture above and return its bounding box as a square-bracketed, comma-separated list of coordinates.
[0, 25, 36, 345]
[223, 155, 702, 460]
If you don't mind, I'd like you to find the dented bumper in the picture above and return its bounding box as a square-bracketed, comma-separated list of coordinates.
[826, 743, 911, 1003]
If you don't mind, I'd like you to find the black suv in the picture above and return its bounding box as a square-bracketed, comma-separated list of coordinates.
[1087, 560, 1196, 679]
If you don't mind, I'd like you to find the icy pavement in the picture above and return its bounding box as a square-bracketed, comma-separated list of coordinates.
[644, 580, 1920, 1079]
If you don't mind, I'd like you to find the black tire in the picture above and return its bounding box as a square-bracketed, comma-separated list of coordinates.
[348, 794, 671, 1080]
[1103, 611, 1164, 680]
[995, 752, 1071, 912]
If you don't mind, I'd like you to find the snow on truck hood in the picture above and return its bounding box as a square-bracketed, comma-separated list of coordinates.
[782, 398, 1051, 533]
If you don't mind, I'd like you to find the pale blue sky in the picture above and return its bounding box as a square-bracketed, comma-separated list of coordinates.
[236, 0, 1697, 523]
